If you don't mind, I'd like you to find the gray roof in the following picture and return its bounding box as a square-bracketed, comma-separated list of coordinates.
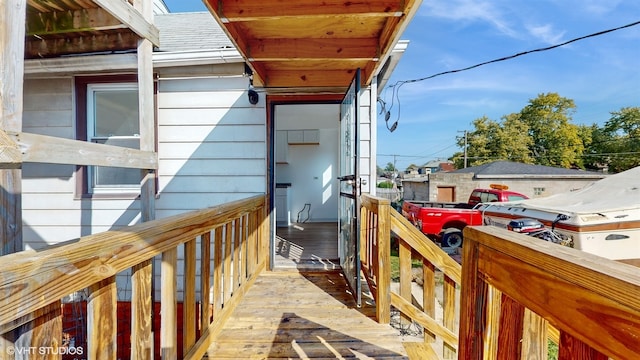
[154, 12, 233, 52]
[453, 161, 603, 177]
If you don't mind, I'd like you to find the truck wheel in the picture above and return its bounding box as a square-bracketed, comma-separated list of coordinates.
[442, 228, 463, 248]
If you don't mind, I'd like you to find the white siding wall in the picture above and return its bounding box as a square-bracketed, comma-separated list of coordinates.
[22, 72, 267, 302]
[22, 77, 142, 251]
[156, 75, 266, 301]
[156, 76, 266, 218]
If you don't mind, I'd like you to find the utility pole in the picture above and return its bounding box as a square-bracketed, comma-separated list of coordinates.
[458, 130, 468, 168]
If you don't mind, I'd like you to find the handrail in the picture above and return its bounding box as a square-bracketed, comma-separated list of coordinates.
[361, 194, 462, 359]
[460, 225, 640, 359]
[0, 194, 268, 359]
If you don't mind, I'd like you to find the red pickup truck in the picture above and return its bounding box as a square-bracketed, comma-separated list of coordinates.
[401, 185, 528, 248]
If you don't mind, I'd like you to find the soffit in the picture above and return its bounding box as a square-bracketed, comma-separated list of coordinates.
[203, 0, 421, 93]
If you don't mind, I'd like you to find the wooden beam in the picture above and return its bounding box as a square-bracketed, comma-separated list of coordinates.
[246, 38, 378, 60]
[0, 0, 26, 256]
[0, 129, 21, 169]
[209, 0, 404, 20]
[93, 0, 160, 46]
[26, 7, 124, 35]
[8, 131, 158, 169]
[262, 69, 360, 88]
[25, 30, 140, 58]
[25, 54, 137, 75]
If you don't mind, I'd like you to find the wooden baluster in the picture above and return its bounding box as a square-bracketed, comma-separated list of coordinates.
[377, 200, 391, 324]
[399, 239, 412, 328]
[224, 222, 233, 303]
[483, 286, 502, 359]
[521, 309, 548, 360]
[161, 249, 178, 360]
[233, 218, 241, 292]
[458, 239, 486, 360]
[131, 260, 152, 360]
[443, 274, 458, 359]
[200, 232, 212, 332]
[240, 214, 248, 283]
[497, 294, 525, 360]
[422, 260, 436, 343]
[214, 227, 223, 314]
[247, 210, 257, 276]
[183, 239, 197, 356]
[88, 276, 117, 360]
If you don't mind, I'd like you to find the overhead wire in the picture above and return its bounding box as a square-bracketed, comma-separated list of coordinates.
[382, 20, 640, 130]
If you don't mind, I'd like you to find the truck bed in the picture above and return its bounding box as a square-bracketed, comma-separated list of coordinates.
[404, 201, 475, 210]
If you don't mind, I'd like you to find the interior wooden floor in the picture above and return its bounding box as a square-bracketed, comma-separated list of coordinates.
[275, 222, 340, 270]
[205, 270, 409, 359]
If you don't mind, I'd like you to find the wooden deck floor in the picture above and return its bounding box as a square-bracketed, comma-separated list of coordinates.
[204, 270, 410, 359]
[275, 222, 340, 270]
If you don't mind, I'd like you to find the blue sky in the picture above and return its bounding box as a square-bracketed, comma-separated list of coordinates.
[162, 0, 640, 170]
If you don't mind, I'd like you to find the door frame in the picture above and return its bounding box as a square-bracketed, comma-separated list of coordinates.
[266, 95, 343, 270]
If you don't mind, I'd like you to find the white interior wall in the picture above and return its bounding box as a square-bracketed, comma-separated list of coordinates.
[276, 104, 340, 222]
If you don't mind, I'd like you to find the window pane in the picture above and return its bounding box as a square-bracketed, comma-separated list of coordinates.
[94, 167, 140, 187]
[93, 90, 139, 137]
[92, 138, 141, 188]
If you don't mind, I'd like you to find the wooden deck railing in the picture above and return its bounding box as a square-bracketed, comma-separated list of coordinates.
[361, 194, 462, 359]
[460, 225, 640, 360]
[362, 194, 640, 360]
[0, 194, 268, 360]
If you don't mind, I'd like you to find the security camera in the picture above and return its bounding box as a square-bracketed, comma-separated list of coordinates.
[248, 89, 259, 105]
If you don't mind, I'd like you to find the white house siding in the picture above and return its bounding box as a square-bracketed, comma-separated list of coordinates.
[155, 75, 266, 217]
[21, 77, 142, 252]
[155, 73, 266, 301]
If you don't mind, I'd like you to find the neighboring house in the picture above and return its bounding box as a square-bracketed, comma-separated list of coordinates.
[420, 159, 453, 174]
[402, 161, 607, 202]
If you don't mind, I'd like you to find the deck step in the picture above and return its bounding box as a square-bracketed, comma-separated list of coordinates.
[403, 342, 441, 360]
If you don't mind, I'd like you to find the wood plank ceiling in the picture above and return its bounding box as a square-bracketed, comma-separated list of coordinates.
[204, 0, 422, 92]
[24, 0, 154, 59]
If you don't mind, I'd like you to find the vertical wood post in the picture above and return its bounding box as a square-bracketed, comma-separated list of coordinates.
[131, 260, 153, 360]
[233, 219, 241, 292]
[88, 277, 117, 360]
[443, 274, 458, 359]
[224, 222, 233, 303]
[399, 240, 412, 327]
[133, 2, 155, 358]
[214, 227, 223, 313]
[161, 249, 177, 360]
[521, 309, 548, 360]
[458, 236, 486, 360]
[200, 232, 212, 331]
[422, 260, 436, 342]
[375, 198, 391, 324]
[0, 0, 27, 256]
[135, 0, 155, 224]
[497, 294, 525, 360]
[183, 239, 197, 356]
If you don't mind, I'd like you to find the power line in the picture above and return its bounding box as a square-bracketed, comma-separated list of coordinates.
[383, 19, 640, 128]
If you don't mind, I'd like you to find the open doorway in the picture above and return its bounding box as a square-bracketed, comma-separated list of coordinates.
[273, 103, 341, 269]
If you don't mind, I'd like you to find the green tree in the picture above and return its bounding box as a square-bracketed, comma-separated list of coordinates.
[590, 107, 640, 173]
[454, 114, 533, 168]
[384, 162, 396, 172]
[518, 92, 583, 168]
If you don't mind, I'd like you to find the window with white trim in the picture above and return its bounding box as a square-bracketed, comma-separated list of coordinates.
[86, 83, 141, 194]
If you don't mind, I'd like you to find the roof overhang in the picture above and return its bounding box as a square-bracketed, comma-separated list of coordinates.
[204, 0, 422, 94]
